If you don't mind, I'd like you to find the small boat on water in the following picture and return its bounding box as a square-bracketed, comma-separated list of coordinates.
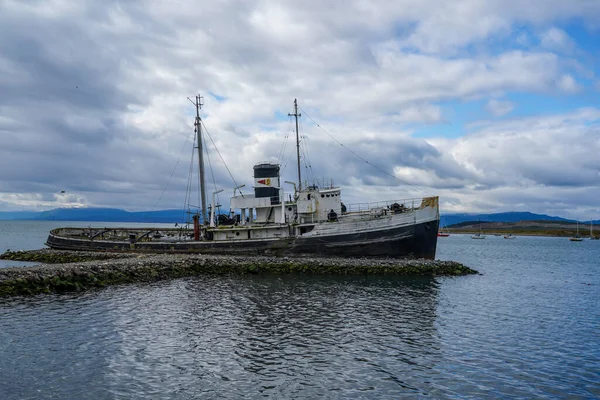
[471, 222, 486, 239]
[503, 234, 516, 239]
[437, 220, 450, 237]
[570, 220, 583, 242]
[46, 98, 440, 259]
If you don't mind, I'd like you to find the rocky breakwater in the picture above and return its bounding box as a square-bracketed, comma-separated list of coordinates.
[0, 249, 478, 297]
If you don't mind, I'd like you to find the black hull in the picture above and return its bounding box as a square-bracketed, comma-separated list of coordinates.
[46, 219, 439, 259]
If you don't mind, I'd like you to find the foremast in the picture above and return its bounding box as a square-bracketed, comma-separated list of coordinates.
[192, 95, 208, 224]
[288, 99, 302, 192]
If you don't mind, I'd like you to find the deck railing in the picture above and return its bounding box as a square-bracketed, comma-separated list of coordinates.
[249, 195, 433, 215]
[343, 197, 430, 214]
[292, 197, 435, 224]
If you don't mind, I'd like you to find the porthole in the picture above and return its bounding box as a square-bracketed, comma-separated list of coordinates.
[288, 207, 292, 211]
[321, 194, 324, 198]
[236, 232, 240, 236]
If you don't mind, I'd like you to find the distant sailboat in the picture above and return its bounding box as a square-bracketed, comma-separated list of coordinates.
[471, 222, 486, 239]
[438, 219, 450, 237]
[570, 220, 583, 242]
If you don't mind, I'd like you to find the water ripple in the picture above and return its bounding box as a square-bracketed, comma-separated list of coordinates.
[0, 235, 599, 399]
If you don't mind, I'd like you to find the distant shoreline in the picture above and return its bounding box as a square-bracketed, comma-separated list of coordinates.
[447, 221, 597, 238]
[447, 230, 593, 238]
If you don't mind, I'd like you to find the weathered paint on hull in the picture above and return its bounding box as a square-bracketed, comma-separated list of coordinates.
[46, 219, 439, 259]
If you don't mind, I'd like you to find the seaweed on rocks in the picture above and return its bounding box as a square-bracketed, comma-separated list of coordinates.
[0, 249, 478, 297]
[0, 249, 132, 264]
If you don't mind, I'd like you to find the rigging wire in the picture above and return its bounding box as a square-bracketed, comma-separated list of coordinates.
[197, 137, 202, 220]
[280, 120, 296, 173]
[183, 133, 197, 224]
[281, 109, 300, 175]
[277, 116, 292, 164]
[201, 120, 243, 196]
[298, 106, 434, 196]
[202, 130, 221, 215]
[281, 146, 297, 174]
[153, 131, 195, 211]
[203, 132, 217, 192]
[298, 116, 316, 185]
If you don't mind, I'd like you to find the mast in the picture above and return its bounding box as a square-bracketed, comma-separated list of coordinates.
[193, 95, 208, 224]
[288, 98, 302, 191]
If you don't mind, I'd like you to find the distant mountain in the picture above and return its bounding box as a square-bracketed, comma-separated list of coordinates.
[0, 208, 189, 223]
[440, 212, 593, 227]
[0, 211, 40, 220]
[1, 207, 597, 226]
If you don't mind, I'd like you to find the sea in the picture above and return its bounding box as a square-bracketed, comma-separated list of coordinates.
[0, 221, 598, 399]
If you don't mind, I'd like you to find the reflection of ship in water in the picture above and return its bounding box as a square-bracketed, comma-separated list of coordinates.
[1, 276, 442, 397]
[96, 276, 442, 396]
[232, 275, 442, 389]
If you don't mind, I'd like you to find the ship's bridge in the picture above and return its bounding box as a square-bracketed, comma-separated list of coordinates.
[296, 177, 342, 223]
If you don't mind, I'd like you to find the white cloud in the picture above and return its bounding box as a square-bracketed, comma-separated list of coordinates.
[556, 74, 582, 93]
[485, 99, 515, 117]
[288, 107, 600, 219]
[393, 104, 444, 124]
[0, 0, 599, 218]
[515, 31, 532, 47]
[434, 108, 600, 214]
[539, 27, 575, 52]
[0, 192, 87, 210]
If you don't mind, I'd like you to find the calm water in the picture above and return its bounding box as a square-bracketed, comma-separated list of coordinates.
[0, 221, 598, 399]
[0, 220, 176, 268]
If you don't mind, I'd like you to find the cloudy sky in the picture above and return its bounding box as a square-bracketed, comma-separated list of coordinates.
[1, 0, 599, 219]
